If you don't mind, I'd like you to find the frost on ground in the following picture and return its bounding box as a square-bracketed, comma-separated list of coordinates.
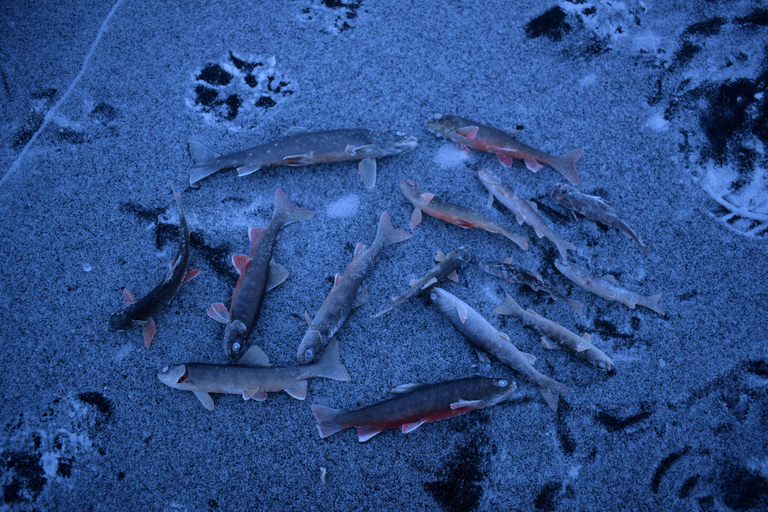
[433, 144, 470, 169]
[327, 194, 360, 219]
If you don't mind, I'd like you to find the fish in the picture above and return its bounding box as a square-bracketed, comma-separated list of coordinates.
[494, 293, 614, 371]
[371, 246, 472, 319]
[481, 259, 583, 314]
[554, 259, 664, 315]
[552, 184, 649, 256]
[188, 128, 418, 188]
[207, 190, 314, 359]
[311, 377, 516, 442]
[297, 211, 412, 364]
[109, 190, 200, 347]
[478, 169, 576, 260]
[429, 287, 570, 412]
[427, 115, 582, 185]
[400, 180, 529, 250]
[158, 339, 351, 411]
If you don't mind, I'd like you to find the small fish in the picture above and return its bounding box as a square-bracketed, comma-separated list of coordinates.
[109, 190, 200, 347]
[554, 259, 664, 315]
[552, 184, 649, 256]
[400, 180, 529, 250]
[481, 259, 583, 314]
[297, 211, 412, 364]
[478, 169, 576, 260]
[311, 377, 516, 442]
[429, 287, 570, 412]
[371, 246, 472, 319]
[189, 128, 418, 188]
[158, 339, 351, 411]
[207, 190, 314, 359]
[494, 293, 614, 371]
[427, 115, 582, 185]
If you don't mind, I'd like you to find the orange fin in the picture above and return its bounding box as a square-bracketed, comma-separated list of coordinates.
[232, 254, 250, 275]
[182, 269, 200, 284]
[123, 288, 136, 304]
[497, 153, 514, 167]
[143, 317, 156, 348]
[456, 126, 479, 140]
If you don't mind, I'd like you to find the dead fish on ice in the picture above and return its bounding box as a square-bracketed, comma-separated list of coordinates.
[554, 259, 664, 315]
[311, 377, 516, 442]
[109, 190, 199, 347]
[478, 168, 576, 260]
[494, 293, 614, 371]
[400, 179, 529, 250]
[297, 211, 412, 364]
[552, 184, 649, 256]
[481, 258, 583, 314]
[429, 287, 570, 412]
[207, 189, 314, 360]
[427, 115, 582, 185]
[371, 246, 472, 319]
[189, 128, 418, 188]
[158, 339, 351, 411]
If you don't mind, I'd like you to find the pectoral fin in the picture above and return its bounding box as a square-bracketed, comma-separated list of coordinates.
[194, 391, 214, 411]
[450, 399, 482, 409]
[420, 192, 435, 205]
[473, 348, 491, 364]
[420, 277, 438, 290]
[266, 261, 289, 290]
[447, 270, 459, 283]
[283, 154, 314, 166]
[182, 270, 200, 284]
[410, 207, 423, 228]
[207, 303, 230, 324]
[232, 254, 250, 275]
[142, 318, 157, 348]
[456, 126, 479, 139]
[123, 288, 136, 304]
[358, 158, 377, 188]
[456, 301, 468, 323]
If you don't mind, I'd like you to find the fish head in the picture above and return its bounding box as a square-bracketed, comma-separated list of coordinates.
[399, 179, 423, 202]
[223, 320, 248, 360]
[369, 130, 418, 156]
[108, 307, 133, 332]
[477, 168, 502, 187]
[297, 329, 324, 364]
[426, 115, 463, 139]
[157, 364, 188, 390]
[552, 184, 572, 203]
[450, 245, 472, 265]
[488, 378, 518, 404]
[591, 353, 615, 372]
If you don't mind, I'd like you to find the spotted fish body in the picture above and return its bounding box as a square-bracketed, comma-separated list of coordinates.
[189, 128, 418, 187]
[297, 211, 412, 364]
[429, 287, 570, 412]
[400, 180, 529, 250]
[372, 246, 472, 319]
[552, 184, 649, 256]
[311, 377, 516, 442]
[494, 293, 614, 371]
[207, 189, 314, 359]
[427, 115, 582, 185]
[108, 190, 199, 347]
[554, 259, 664, 315]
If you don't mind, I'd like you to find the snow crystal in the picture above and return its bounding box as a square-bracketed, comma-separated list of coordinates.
[433, 144, 470, 169]
[645, 112, 669, 132]
[327, 194, 360, 218]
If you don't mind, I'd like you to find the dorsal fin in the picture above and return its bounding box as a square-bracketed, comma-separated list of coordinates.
[238, 346, 271, 367]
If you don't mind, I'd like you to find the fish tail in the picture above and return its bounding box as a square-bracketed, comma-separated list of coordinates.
[501, 229, 529, 250]
[274, 189, 315, 225]
[554, 237, 577, 261]
[537, 375, 571, 412]
[308, 339, 352, 382]
[553, 148, 583, 186]
[636, 238, 650, 257]
[643, 293, 665, 315]
[566, 298, 584, 315]
[493, 292, 525, 317]
[311, 404, 348, 438]
[172, 188, 190, 237]
[188, 140, 222, 187]
[375, 211, 413, 247]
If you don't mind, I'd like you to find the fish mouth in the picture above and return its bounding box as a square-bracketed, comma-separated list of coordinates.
[392, 136, 418, 152]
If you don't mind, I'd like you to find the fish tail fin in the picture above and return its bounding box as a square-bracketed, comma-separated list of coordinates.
[493, 292, 524, 317]
[537, 375, 571, 412]
[567, 298, 584, 315]
[554, 237, 577, 261]
[553, 148, 583, 186]
[309, 339, 352, 382]
[375, 211, 412, 247]
[501, 229, 529, 250]
[274, 189, 315, 225]
[637, 239, 650, 257]
[311, 404, 348, 438]
[643, 293, 665, 315]
[188, 140, 222, 187]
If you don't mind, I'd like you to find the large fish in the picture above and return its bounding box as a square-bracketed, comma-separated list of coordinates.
[554, 259, 664, 315]
[189, 128, 418, 188]
[481, 259, 583, 314]
[400, 179, 528, 250]
[158, 340, 351, 411]
[552, 184, 649, 256]
[478, 169, 576, 260]
[297, 211, 412, 364]
[427, 115, 582, 185]
[371, 246, 472, 319]
[311, 377, 516, 442]
[109, 190, 199, 347]
[207, 189, 314, 359]
[429, 287, 570, 411]
[494, 293, 614, 371]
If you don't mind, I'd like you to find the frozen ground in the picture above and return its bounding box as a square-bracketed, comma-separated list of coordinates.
[1, 1, 767, 511]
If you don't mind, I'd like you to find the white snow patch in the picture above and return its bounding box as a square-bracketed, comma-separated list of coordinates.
[645, 112, 669, 132]
[113, 342, 135, 362]
[41, 451, 59, 479]
[632, 30, 663, 54]
[327, 194, 360, 218]
[433, 144, 470, 169]
[579, 73, 597, 88]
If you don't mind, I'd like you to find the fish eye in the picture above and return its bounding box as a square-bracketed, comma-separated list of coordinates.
[232, 342, 241, 353]
[497, 379, 508, 387]
[597, 361, 606, 369]
[429, 291, 438, 301]
[304, 349, 314, 361]
[161, 366, 169, 373]
[396, 131, 405, 136]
